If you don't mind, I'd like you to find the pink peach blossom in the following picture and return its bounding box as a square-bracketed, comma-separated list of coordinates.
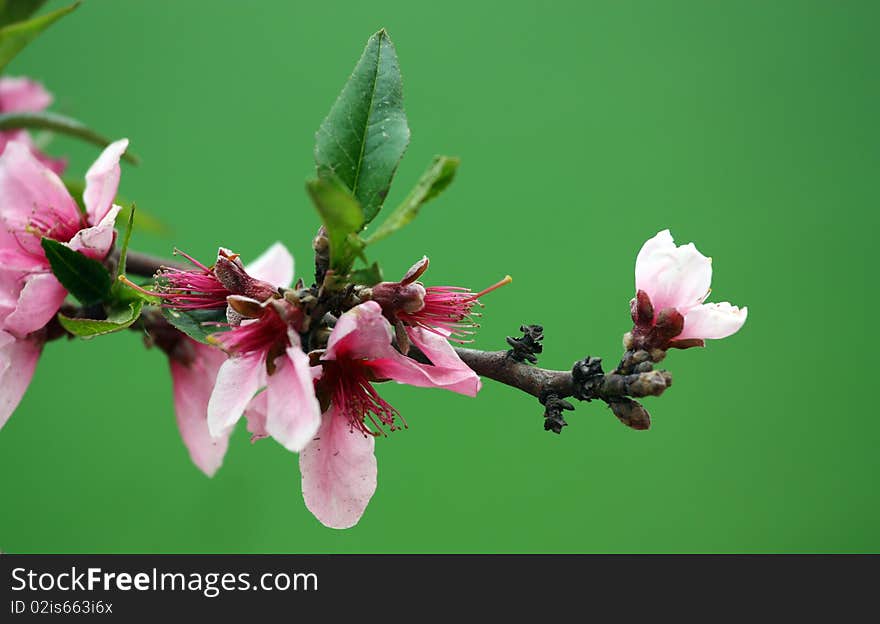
[0, 77, 66, 174]
[300, 300, 480, 529]
[0, 139, 129, 430]
[631, 229, 747, 349]
[163, 242, 295, 475]
[203, 244, 322, 455]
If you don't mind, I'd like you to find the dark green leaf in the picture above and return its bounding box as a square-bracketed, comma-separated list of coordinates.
[58, 300, 143, 339]
[315, 28, 410, 224]
[367, 156, 460, 244]
[0, 111, 139, 165]
[349, 262, 384, 286]
[161, 307, 228, 344]
[0, 1, 79, 72]
[306, 177, 365, 274]
[40, 237, 111, 305]
[0, 0, 48, 28]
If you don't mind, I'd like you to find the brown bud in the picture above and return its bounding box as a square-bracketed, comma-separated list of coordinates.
[626, 369, 672, 397]
[609, 398, 651, 430]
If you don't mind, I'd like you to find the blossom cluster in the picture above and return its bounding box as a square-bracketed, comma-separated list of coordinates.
[0, 79, 747, 529]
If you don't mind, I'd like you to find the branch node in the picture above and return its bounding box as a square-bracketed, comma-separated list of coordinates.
[540, 392, 574, 434]
[571, 356, 604, 401]
[506, 324, 543, 364]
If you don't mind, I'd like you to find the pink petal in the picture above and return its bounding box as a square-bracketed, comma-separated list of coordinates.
[300, 407, 377, 529]
[2, 272, 67, 338]
[0, 248, 46, 272]
[0, 330, 42, 430]
[0, 77, 52, 113]
[327, 302, 480, 396]
[207, 352, 266, 439]
[170, 340, 230, 477]
[245, 242, 294, 288]
[635, 229, 712, 314]
[0, 141, 80, 246]
[679, 302, 748, 340]
[67, 204, 121, 260]
[265, 343, 321, 452]
[404, 327, 481, 397]
[244, 391, 269, 442]
[325, 301, 394, 361]
[83, 139, 128, 225]
[0, 130, 66, 176]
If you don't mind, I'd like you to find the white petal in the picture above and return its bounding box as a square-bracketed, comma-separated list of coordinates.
[245, 242, 294, 288]
[635, 229, 712, 313]
[679, 302, 748, 340]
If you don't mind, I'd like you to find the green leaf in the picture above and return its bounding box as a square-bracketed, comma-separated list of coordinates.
[161, 307, 228, 344]
[306, 177, 365, 274]
[0, 111, 140, 165]
[349, 262, 384, 286]
[367, 156, 460, 244]
[0, 1, 48, 28]
[40, 238, 111, 305]
[58, 300, 143, 339]
[315, 28, 410, 225]
[0, 1, 79, 72]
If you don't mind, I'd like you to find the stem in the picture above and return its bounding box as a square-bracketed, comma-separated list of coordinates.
[114, 248, 673, 429]
[451, 348, 672, 402]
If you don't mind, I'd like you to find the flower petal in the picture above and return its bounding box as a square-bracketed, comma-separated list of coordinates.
[0, 330, 42, 430]
[300, 407, 377, 529]
[0, 77, 52, 113]
[635, 229, 712, 314]
[170, 340, 230, 477]
[325, 300, 394, 361]
[245, 241, 294, 288]
[83, 139, 128, 225]
[67, 204, 121, 260]
[2, 272, 67, 338]
[0, 141, 79, 248]
[244, 391, 268, 442]
[679, 302, 748, 340]
[265, 344, 321, 452]
[403, 327, 482, 397]
[207, 352, 266, 439]
[327, 302, 480, 396]
[0, 130, 66, 175]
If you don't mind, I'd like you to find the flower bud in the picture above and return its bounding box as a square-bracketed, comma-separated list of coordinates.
[609, 398, 651, 430]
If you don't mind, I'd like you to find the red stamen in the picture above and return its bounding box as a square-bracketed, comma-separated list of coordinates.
[398, 275, 511, 343]
[323, 360, 406, 437]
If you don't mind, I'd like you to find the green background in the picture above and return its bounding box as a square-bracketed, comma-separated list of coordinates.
[1, 0, 877, 553]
